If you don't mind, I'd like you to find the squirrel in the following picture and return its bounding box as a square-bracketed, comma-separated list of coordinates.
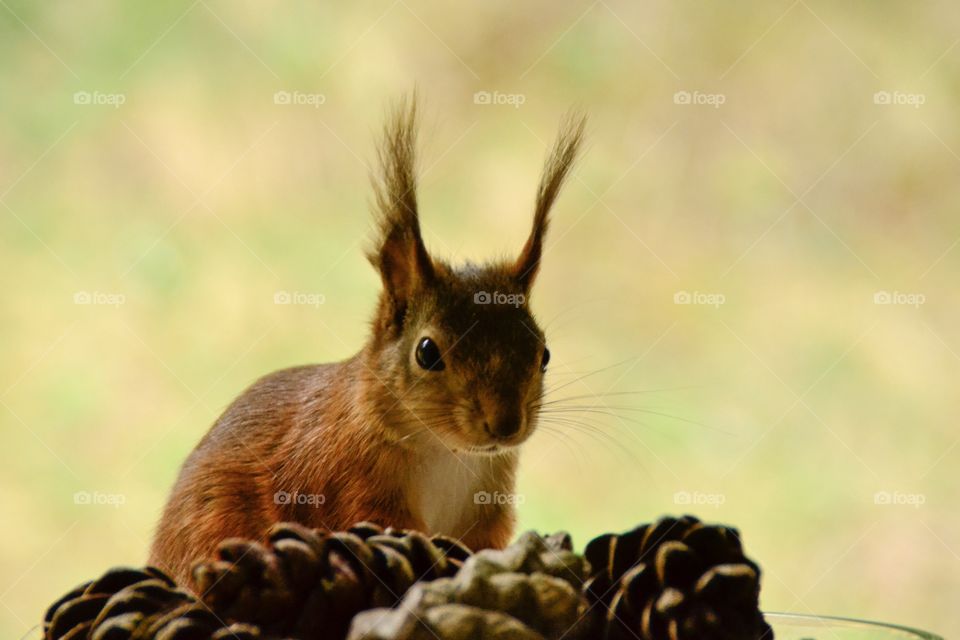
[148, 97, 586, 585]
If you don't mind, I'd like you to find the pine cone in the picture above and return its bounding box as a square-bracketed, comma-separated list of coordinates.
[44, 518, 774, 640]
[347, 531, 590, 640]
[354, 604, 547, 640]
[192, 522, 472, 640]
[582, 515, 773, 640]
[43, 567, 277, 640]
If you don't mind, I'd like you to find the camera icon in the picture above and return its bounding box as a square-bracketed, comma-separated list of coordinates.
[673, 91, 691, 105]
[873, 290, 892, 305]
[73, 291, 92, 305]
[274, 290, 292, 305]
[473, 91, 492, 105]
[274, 91, 292, 105]
[873, 91, 891, 105]
[673, 290, 691, 305]
[73, 491, 92, 505]
[474, 291, 491, 304]
[73, 91, 91, 105]
[673, 490, 692, 505]
[873, 491, 891, 505]
[274, 490, 292, 505]
[474, 490, 492, 505]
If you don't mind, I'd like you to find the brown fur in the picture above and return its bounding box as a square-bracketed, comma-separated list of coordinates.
[149, 97, 586, 586]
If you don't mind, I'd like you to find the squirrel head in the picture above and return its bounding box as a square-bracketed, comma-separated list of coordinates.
[363, 98, 585, 456]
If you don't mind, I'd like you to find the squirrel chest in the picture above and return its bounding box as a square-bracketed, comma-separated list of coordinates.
[408, 446, 514, 537]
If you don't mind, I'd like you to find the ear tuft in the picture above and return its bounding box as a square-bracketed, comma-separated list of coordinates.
[513, 110, 586, 290]
[367, 94, 434, 332]
[370, 94, 421, 241]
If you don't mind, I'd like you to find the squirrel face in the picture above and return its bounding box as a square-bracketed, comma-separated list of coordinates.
[383, 264, 548, 453]
[364, 98, 585, 456]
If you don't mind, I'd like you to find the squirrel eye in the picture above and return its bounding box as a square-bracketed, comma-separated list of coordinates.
[540, 347, 551, 372]
[415, 337, 445, 371]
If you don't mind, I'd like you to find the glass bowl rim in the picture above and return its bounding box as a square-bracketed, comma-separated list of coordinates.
[765, 611, 943, 640]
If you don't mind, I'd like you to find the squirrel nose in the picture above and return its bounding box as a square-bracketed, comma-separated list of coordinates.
[477, 391, 524, 440]
[483, 410, 522, 439]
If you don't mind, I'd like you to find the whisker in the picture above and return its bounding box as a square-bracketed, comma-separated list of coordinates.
[537, 357, 647, 398]
[534, 387, 698, 405]
[536, 415, 641, 465]
[536, 405, 724, 433]
[534, 425, 589, 476]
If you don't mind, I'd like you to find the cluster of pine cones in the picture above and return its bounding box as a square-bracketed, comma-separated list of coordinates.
[43, 516, 773, 640]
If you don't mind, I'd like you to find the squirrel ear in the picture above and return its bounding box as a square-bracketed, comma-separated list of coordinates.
[368, 95, 434, 329]
[513, 111, 586, 291]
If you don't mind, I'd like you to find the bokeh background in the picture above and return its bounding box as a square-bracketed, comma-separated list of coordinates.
[2, 1, 958, 636]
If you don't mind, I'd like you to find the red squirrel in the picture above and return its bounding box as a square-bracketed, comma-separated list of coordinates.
[149, 98, 585, 585]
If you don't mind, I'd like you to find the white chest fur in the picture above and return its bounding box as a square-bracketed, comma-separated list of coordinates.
[410, 447, 504, 537]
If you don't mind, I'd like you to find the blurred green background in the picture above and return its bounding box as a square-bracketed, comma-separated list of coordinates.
[1, 1, 958, 636]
